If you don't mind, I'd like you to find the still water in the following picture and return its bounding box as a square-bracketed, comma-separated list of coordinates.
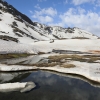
[0, 70, 100, 100]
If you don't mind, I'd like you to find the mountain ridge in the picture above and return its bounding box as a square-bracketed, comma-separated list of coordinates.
[0, 0, 98, 44]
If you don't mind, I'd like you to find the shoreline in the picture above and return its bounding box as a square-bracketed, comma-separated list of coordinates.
[0, 62, 100, 84]
[0, 52, 100, 84]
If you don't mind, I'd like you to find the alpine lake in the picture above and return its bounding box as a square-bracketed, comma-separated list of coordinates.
[0, 53, 100, 100]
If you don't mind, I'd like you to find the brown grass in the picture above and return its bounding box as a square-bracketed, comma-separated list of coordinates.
[48, 54, 86, 62]
[61, 64, 76, 68]
[27, 62, 59, 67]
[87, 57, 100, 63]
[48, 54, 100, 63]
[89, 50, 100, 54]
[0, 53, 31, 60]
[38, 52, 46, 55]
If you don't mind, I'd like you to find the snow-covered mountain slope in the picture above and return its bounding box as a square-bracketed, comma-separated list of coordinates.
[33, 22, 98, 39]
[0, 0, 98, 44]
[0, 0, 49, 43]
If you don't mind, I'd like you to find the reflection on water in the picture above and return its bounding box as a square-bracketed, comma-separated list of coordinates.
[0, 55, 48, 65]
[0, 55, 40, 65]
[0, 71, 100, 100]
[0, 72, 31, 83]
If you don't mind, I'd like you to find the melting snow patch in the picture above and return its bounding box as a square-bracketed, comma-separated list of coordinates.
[0, 82, 36, 93]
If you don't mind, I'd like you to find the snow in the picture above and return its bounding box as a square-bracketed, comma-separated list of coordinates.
[0, 3, 98, 45]
[0, 3, 3, 7]
[0, 64, 36, 71]
[52, 71, 100, 88]
[0, 82, 36, 93]
[20, 82, 36, 93]
[39, 61, 100, 83]
[0, 40, 37, 54]
[0, 54, 56, 65]
[0, 0, 100, 84]
[0, 0, 99, 53]
[0, 12, 14, 34]
[0, 82, 26, 90]
[0, 7, 51, 42]
[0, 60, 100, 83]
[33, 39, 100, 53]
[0, 39, 100, 54]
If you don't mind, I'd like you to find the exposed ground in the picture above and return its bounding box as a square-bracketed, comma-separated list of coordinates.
[0, 53, 31, 60]
[14, 54, 100, 67]
[0, 53, 100, 83]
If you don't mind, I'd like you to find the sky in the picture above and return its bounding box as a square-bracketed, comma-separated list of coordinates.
[5, 0, 100, 36]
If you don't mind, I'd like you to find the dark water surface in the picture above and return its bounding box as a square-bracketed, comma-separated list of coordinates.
[0, 71, 100, 100]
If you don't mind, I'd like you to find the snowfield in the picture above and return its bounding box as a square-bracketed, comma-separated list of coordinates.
[0, 39, 37, 54]
[0, 39, 100, 54]
[33, 39, 100, 53]
[0, 0, 100, 54]
[0, 35, 100, 84]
